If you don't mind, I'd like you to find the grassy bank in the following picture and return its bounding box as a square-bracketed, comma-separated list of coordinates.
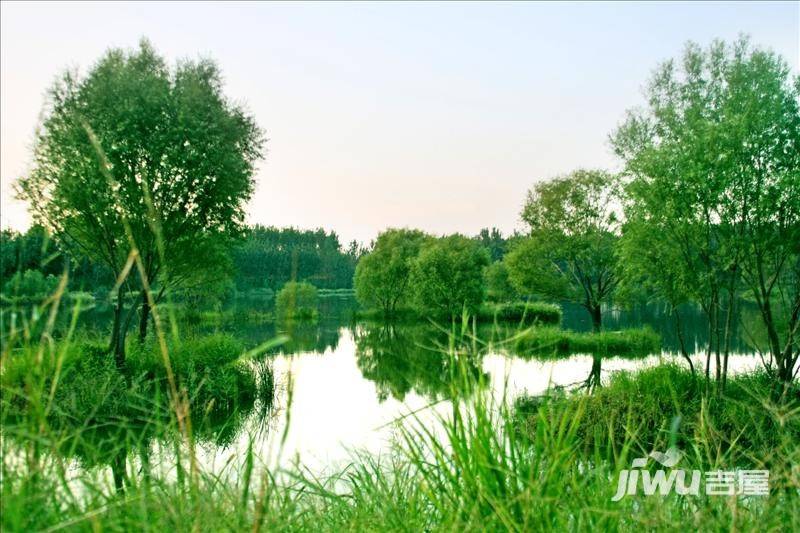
[516, 364, 800, 461]
[354, 301, 562, 326]
[511, 326, 661, 357]
[3, 358, 798, 531]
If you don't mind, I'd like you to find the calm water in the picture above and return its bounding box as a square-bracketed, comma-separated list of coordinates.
[15, 296, 769, 479]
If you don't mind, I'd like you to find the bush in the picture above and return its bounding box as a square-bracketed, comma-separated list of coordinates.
[354, 229, 431, 315]
[128, 334, 259, 412]
[275, 281, 319, 319]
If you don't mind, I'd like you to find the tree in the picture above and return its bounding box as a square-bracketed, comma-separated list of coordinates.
[275, 281, 319, 319]
[612, 38, 800, 387]
[484, 261, 517, 302]
[353, 229, 431, 316]
[18, 40, 264, 365]
[232, 225, 357, 291]
[410, 235, 490, 317]
[475, 227, 508, 262]
[506, 169, 620, 331]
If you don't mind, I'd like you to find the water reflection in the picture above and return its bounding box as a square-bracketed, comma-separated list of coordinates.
[11, 295, 769, 480]
[353, 322, 488, 402]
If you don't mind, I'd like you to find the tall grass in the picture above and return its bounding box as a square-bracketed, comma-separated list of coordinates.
[511, 326, 661, 357]
[2, 299, 798, 531]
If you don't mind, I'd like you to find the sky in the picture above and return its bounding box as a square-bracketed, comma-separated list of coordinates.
[1, 1, 798, 245]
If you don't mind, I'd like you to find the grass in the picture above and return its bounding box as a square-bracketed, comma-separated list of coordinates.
[476, 301, 562, 325]
[516, 364, 800, 461]
[511, 325, 661, 357]
[1, 297, 798, 531]
[354, 301, 562, 326]
[3, 353, 798, 531]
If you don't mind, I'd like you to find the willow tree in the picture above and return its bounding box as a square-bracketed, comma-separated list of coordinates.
[18, 40, 264, 366]
[353, 229, 431, 316]
[612, 38, 800, 388]
[506, 169, 620, 331]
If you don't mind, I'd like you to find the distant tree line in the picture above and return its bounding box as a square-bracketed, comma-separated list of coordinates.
[232, 225, 364, 291]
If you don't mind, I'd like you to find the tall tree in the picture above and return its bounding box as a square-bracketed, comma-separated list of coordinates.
[612, 38, 800, 387]
[410, 234, 490, 317]
[18, 39, 264, 364]
[506, 169, 620, 331]
[353, 229, 431, 316]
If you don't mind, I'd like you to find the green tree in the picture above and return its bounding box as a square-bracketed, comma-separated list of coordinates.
[275, 281, 319, 319]
[353, 229, 431, 316]
[2, 270, 60, 301]
[18, 40, 264, 365]
[484, 261, 517, 302]
[232, 225, 357, 291]
[475, 227, 508, 262]
[410, 235, 490, 317]
[612, 38, 800, 387]
[506, 169, 620, 331]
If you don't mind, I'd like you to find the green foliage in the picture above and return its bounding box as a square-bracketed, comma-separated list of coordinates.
[511, 326, 661, 358]
[233, 225, 360, 291]
[477, 301, 561, 325]
[0, 226, 110, 293]
[507, 169, 620, 331]
[612, 37, 800, 383]
[409, 235, 490, 316]
[474, 227, 509, 262]
[1, 269, 60, 301]
[483, 260, 517, 302]
[275, 281, 319, 319]
[520, 364, 800, 460]
[17, 39, 263, 350]
[354, 228, 431, 315]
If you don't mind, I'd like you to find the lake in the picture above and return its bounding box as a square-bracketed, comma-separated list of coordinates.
[58, 294, 763, 479]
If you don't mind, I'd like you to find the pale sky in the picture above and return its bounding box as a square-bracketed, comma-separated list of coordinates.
[1, 1, 798, 245]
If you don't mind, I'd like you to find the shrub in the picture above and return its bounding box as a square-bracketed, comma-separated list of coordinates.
[518, 364, 800, 462]
[275, 281, 319, 319]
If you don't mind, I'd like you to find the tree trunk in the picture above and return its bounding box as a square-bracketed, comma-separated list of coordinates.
[111, 451, 126, 494]
[138, 289, 150, 343]
[673, 309, 695, 375]
[110, 295, 126, 371]
[585, 355, 602, 391]
[589, 303, 602, 333]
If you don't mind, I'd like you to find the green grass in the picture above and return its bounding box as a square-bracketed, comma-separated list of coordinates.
[517, 364, 800, 461]
[317, 288, 356, 297]
[511, 326, 661, 357]
[354, 301, 562, 326]
[2, 300, 798, 531]
[476, 301, 562, 325]
[3, 354, 798, 531]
